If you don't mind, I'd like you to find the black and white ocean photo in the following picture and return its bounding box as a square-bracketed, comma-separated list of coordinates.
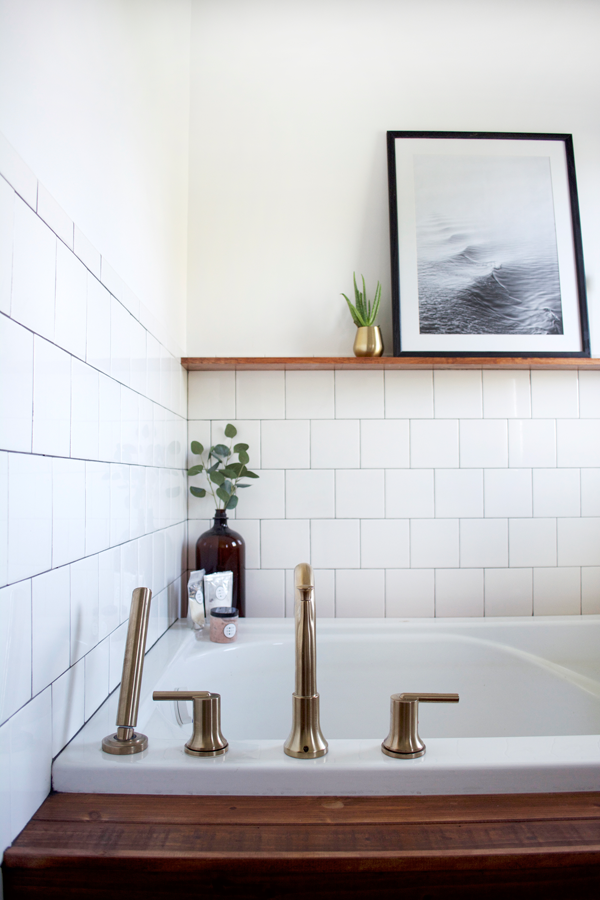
[414, 154, 563, 335]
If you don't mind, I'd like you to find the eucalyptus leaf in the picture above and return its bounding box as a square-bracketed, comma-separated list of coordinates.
[207, 461, 219, 473]
[187, 465, 204, 476]
[222, 464, 240, 478]
[189, 486, 206, 498]
[222, 479, 234, 494]
[236, 484, 250, 488]
[213, 443, 231, 457]
[190, 441, 204, 455]
[244, 470, 259, 479]
[224, 423, 237, 438]
[238, 450, 250, 465]
[210, 471, 225, 486]
[226, 494, 239, 510]
[233, 442, 249, 453]
[216, 486, 230, 505]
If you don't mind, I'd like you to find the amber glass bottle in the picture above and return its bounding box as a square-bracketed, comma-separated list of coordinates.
[196, 510, 246, 617]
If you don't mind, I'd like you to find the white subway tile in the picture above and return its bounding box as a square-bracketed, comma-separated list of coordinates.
[361, 519, 409, 568]
[385, 371, 433, 418]
[98, 546, 121, 640]
[236, 371, 284, 419]
[386, 469, 434, 518]
[121, 539, 140, 622]
[436, 569, 483, 617]
[84, 637, 109, 720]
[361, 419, 409, 468]
[0, 133, 37, 208]
[411, 420, 459, 468]
[509, 518, 556, 567]
[460, 518, 507, 567]
[159, 346, 173, 412]
[73, 226, 100, 278]
[152, 404, 165, 468]
[582, 567, 600, 615]
[386, 569, 434, 617]
[51, 658, 84, 757]
[311, 519, 360, 568]
[533, 567, 580, 615]
[311, 420, 359, 468]
[53, 458, 85, 567]
[482, 370, 531, 418]
[0, 314, 33, 451]
[336, 469, 384, 518]
[285, 370, 334, 419]
[335, 371, 384, 419]
[484, 568, 532, 617]
[508, 419, 556, 468]
[232, 469, 284, 519]
[0, 716, 11, 856]
[11, 198, 56, 340]
[484, 469, 532, 518]
[110, 297, 131, 387]
[286, 470, 335, 519]
[188, 370, 236, 420]
[0, 452, 7, 586]
[86, 276, 111, 374]
[557, 420, 600, 467]
[109, 464, 130, 546]
[120, 388, 139, 464]
[246, 569, 285, 616]
[129, 319, 147, 397]
[581, 469, 600, 516]
[531, 370, 578, 418]
[533, 469, 580, 517]
[578, 371, 600, 418]
[70, 358, 99, 460]
[98, 373, 121, 462]
[8, 453, 52, 582]
[557, 518, 600, 566]
[434, 370, 482, 418]
[411, 519, 458, 568]
[100, 258, 125, 302]
[336, 569, 384, 617]
[36, 183, 72, 247]
[153, 529, 166, 595]
[0, 175, 15, 315]
[54, 242, 87, 359]
[129, 466, 146, 541]
[32, 337, 71, 456]
[146, 333, 162, 405]
[109, 621, 128, 691]
[262, 420, 309, 468]
[460, 420, 507, 468]
[70, 554, 99, 663]
[32, 567, 70, 695]
[261, 519, 310, 569]
[85, 462, 110, 556]
[9, 689, 52, 839]
[0, 580, 31, 723]
[435, 469, 483, 518]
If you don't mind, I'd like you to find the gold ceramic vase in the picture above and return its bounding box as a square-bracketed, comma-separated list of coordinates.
[353, 325, 383, 357]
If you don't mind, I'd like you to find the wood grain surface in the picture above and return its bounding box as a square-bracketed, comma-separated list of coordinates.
[182, 356, 600, 371]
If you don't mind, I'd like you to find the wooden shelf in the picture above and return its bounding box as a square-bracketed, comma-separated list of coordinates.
[182, 356, 600, 371]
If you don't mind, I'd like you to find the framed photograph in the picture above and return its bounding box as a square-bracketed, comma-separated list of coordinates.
[387, 131, 589, 357]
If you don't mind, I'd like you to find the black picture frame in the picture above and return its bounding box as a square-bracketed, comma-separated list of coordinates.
[387, 131, 590, 357]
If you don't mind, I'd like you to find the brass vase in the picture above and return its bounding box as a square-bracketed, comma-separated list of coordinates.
[353, 325, 383, 357]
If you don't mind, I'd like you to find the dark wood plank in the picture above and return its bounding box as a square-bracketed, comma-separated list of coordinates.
[181, 356, 600, 371]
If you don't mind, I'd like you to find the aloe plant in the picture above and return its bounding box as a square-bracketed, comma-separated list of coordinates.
[341, 273, 382, 327]
[188, 424, 258, 511]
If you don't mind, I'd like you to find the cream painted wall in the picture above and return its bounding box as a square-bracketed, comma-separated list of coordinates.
[187, 0, 600, 357]
[0, 0, 191, 352]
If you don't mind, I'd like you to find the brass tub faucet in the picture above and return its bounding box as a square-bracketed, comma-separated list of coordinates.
[382, 692, 459, 759]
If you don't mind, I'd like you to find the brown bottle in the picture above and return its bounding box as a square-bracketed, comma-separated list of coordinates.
[196, 510, 246, 617]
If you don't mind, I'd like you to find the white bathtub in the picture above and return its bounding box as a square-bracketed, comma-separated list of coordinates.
[53, 617, 600, 796]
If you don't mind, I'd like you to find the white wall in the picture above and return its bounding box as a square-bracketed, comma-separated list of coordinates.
[0, 0, 191, 353]
[187, 0, 600, 357]
[188, 367, 600, 619]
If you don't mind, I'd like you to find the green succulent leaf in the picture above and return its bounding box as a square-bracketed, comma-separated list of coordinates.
[190, 441, 204, 455]
[226, 494, 239, 510]
[233, 442, 249, 453]
[189, 486, 206, 498]
[212, 443, 231, 458]
[224, 423, 237, 438]
[210, 471, 225, 486]
[238, 450, 250, 465]
[187, 465, 204, 476]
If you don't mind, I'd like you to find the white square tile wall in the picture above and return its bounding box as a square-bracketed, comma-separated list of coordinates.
[1, 156, 188, 860]
[188, 367, 600, 623]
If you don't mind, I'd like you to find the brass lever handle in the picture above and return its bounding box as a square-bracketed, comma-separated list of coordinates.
[382, 692, 460, 759]
[153, 690, 228, 757]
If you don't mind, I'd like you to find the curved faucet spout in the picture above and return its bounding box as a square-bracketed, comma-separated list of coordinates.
[283, 563, 328, 759]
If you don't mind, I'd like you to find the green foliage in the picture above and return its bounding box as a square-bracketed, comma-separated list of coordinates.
[188, 425, 259, 510]
[341, 273, 382, 327]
